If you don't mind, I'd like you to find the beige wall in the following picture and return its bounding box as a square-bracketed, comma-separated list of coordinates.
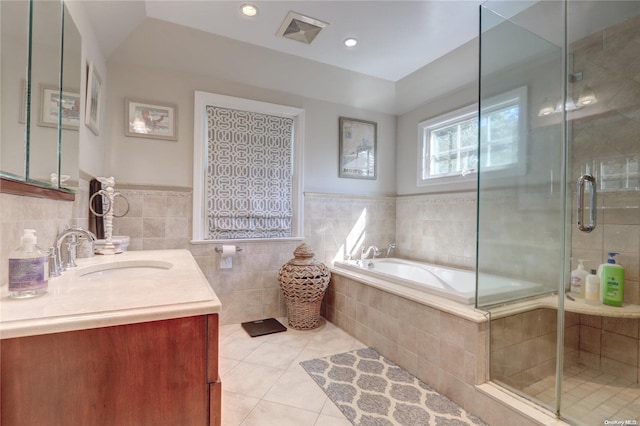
[105, 62, 397, 197]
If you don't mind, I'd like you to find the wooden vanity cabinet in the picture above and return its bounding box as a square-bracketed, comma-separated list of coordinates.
[1, 314, 221, 426]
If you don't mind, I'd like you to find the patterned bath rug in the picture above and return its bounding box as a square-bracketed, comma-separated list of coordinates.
[300, 347, 487, 426]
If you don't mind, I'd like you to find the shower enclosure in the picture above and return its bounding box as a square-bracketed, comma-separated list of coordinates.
[477, 1, 640, 424]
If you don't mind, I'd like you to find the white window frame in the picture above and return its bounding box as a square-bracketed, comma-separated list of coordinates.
[479, 86, 528, 178]
[192, 91, 305, 243]
[417, 86, 527, 191]
[417, 104, 478, 191]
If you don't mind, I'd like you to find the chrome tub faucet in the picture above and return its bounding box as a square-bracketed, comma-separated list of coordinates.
[386, 243, 396, 258]
[361, 246, 380, 260]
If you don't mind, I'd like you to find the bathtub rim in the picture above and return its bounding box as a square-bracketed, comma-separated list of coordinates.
[335, 258, 475, 303]
[329, 266, 488, 324]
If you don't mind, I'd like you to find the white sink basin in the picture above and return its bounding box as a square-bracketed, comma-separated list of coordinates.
[78, 260, 173, 279]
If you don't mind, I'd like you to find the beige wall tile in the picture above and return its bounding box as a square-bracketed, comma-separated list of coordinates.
[580, 325, 601, 355]
[416, 329, 440, 363]
[398, 324, 418, 353]
[602, 317, 639, 338]
[143, 218, 166, 238]
[602, 331, 639, 366]
[580, 314, 602, 329]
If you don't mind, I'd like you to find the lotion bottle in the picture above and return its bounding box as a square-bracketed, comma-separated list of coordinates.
[570, 259, 588, 298]
[585, 269, 600, 305]
[8, 229, 48, 298]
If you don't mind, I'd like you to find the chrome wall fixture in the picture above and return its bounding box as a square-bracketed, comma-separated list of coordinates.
[538, 68, 598, 117]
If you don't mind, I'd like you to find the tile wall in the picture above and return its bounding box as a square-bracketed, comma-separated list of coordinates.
[110, 187, 193, 251]
[323, 272, 542, 425]
[0, 179, 90, 285]
[110, 187, 300, 325]
[303, 192, 396, 265]
[568, 12, 640, 307]
[578, 314, 640, 383]
[396, 191, 477, 270]
[571, 185, 640, 306]
[490, 309, 580, 395]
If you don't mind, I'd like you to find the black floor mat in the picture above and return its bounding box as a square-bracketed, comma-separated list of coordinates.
[241, 318, 287, 337]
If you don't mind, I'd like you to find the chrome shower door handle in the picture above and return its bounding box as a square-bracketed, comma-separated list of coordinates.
[577, 174, 596, 233]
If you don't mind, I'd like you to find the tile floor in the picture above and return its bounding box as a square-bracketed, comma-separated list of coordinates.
[219, 317, 364, 426]
[520, 363, 640, 425]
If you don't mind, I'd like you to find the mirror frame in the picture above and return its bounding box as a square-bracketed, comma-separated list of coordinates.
[0, 177, 74, 201]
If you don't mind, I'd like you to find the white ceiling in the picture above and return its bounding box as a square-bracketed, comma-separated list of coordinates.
[83, 0, 484, 82]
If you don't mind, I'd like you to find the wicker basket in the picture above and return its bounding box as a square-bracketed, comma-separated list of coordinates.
[278, 244, 330, 330]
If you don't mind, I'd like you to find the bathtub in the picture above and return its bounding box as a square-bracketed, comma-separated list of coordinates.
[333, 258, 476, 304]
[332, 258, 546, 306]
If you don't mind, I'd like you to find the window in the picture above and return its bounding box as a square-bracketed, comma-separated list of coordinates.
[417, 86, 527, 189]
[420, 105, 478, 182]
[479, 86, 526, 172]
[192, 92, 304, 242]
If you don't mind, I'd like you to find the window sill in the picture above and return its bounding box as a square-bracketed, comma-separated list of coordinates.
[417, 175, 477, 193]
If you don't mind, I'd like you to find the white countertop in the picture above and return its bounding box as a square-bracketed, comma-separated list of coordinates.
[1, 249, 221, 339]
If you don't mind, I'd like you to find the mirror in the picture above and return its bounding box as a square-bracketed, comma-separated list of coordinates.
[28, 0, 63, 186]
[0, 0, 80, 194]
[59, 4, 81, 189]
[1, 0, 30, 180]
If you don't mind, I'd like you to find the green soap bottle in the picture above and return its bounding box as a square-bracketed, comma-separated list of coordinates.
[602, 252, 625, 307]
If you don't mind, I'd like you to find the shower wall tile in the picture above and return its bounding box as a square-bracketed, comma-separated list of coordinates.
[602, 331, 638, 367]
[570, 12, 640, 309]
[579, 326, 601, 355]
[576, 314, 640, 382]
[602, 317, 639, 339]
[489, 308, 579, 390]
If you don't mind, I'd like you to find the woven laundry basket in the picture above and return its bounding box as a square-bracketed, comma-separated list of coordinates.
[278, 243, 330, 330]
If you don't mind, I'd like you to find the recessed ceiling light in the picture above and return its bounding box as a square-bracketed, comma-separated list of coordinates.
[344, 38, 358, 48]
[241, 4, 258, 17]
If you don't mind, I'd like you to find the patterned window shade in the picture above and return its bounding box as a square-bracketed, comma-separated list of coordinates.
[206, 106, 294, 239]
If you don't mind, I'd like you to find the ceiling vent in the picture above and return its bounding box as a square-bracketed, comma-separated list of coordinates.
[276, 11, 328, 45]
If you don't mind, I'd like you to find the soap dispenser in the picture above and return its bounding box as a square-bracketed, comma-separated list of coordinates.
[601, 252, 625, 307]
[8, 229, 49, 298]
[570, 259, 588, 298]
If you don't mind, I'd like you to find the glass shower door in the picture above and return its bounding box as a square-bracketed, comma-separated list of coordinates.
[561, 2, 640, 424]
[477, 0, 566, 414]
[478, 1, 640, 424]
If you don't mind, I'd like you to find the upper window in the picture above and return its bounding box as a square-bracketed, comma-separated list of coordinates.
[192, 92, 304, 242]
[418, 86, 527, 189]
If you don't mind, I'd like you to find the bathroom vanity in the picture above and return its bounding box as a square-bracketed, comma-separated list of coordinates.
[0, 250, 222, 426]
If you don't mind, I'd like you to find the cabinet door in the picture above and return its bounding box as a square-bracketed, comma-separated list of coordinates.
[1, 316, 209, 426]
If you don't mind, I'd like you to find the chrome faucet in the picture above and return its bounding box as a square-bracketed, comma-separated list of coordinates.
[386, 243, 396, 258]
[361, 246, 380, 260]
[54, 226, 96, 271]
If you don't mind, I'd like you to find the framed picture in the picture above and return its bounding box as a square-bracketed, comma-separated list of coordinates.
[85, 61, 102, 135]
[19, 80, 27, 124]
[39, 85, 81, 130]
[125, 98, 178, 141]
[339, 117, 377, 179]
